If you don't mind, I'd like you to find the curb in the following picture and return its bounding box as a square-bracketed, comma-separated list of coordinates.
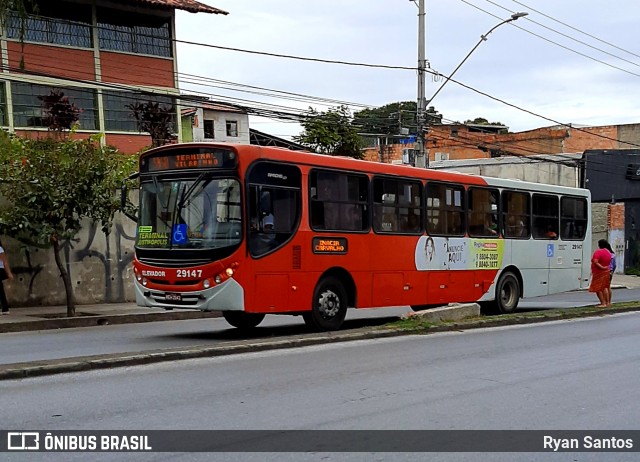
[0, 310, 221, 334]
[2, 304, 640, 381]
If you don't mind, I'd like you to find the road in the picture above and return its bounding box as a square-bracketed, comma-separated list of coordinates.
[2, 311, 639, 461]
[0, 288, 638, 367]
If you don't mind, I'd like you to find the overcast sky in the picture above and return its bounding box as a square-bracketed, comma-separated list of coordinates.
[174, 0, 640, 140]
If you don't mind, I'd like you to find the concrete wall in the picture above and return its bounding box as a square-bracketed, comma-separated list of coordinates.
[2, 214, 136, 307]
[429, 154, 581, 188]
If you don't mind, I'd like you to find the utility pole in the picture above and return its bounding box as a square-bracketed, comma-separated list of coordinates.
[414, 0, 428, 168]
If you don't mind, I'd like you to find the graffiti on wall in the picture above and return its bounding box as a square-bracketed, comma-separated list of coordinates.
[5, 216, 137, 306]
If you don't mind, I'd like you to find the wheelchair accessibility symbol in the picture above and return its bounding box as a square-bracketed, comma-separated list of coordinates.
[547, 244, 554, 258]
[172, 224, 188, 245]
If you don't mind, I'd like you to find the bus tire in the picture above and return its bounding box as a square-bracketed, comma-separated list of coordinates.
[495, 272, 520, 314]
[222, 311, 265, 329]
[303, 277, 348, 331]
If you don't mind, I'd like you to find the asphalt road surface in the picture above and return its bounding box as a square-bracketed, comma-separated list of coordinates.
[0, 288, 639, 367]
[2, 311, 639, 461]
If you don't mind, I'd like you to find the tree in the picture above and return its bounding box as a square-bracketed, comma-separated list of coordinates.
[0, 133, 137, 316]
[354, 102, 443, 136]
[354, 101, 417, 136]
[464, 117, 505, 126]
[38, 89, 82, 136]
[294, 105, 363, 159]
[127, 101, 177, 148]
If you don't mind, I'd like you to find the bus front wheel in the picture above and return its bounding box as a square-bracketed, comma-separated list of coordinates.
[222, 311, 265, 329]
[304, 277, 347, 331]
[495, 272, 520, 314]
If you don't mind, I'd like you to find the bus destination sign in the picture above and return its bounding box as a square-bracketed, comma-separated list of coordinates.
[312, 237, 348, 255]
[149, 152, 220, 171]
[142, 148, 237, 172]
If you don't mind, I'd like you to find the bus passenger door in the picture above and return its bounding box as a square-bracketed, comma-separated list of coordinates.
[246, 161, 302, 313]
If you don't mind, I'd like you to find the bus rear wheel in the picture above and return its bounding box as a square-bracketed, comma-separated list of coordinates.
[222, 311, 265, 329]
[303, 277, 347, 331]
[495, 272, 520, 314]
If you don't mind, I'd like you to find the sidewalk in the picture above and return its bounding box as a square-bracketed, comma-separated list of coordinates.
[1, 273, 639, 334]
[0, 302, 220, 333]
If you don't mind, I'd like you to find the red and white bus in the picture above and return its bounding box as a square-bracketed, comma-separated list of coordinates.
[127, 142, 591, 331]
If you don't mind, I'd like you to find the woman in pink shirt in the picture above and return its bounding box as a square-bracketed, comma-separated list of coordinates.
[589, 239, 612, 307]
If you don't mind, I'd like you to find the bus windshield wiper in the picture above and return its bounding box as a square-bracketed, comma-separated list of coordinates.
[177, 173, 207, 211]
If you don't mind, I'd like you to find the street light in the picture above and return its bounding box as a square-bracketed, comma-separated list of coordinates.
[415, 11, 528, 168]
[427, 12, 528, 107]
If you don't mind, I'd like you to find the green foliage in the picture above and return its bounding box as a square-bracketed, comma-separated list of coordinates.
[0, 133, 136, 245]
[294, 105, 363, 159]
[354, 101, 417, 136]
[127, 101, 177, 148]
[39, 89, 82, 133]
[0, 132, 137, 314]
[464, 117, 504, 126]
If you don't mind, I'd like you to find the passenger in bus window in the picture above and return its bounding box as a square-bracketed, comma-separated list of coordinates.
[407, 212, 420, 232]
[262, 213, 274, 231]
[485, 215, 498, 235]
[545, 224, 558, 239]
[251, 214, 277, 255]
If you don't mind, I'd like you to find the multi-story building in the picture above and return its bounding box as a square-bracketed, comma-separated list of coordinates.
[0, 0, 227, 153]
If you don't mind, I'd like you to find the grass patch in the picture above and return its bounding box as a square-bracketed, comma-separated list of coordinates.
[382, 302, 640, 332]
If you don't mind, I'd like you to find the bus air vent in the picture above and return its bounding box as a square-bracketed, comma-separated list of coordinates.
[293, 245, 301, 269]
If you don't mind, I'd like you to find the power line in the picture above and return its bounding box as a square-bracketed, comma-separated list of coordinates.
[508, 0, 640, 61]
[480, 0, 640, 70]
[459, 0, 640, 78]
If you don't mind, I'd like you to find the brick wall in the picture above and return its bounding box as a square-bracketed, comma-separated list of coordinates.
[608, 203, 625, 230]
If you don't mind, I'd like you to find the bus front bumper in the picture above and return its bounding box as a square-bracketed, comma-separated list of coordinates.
[134, 277, 245, 312]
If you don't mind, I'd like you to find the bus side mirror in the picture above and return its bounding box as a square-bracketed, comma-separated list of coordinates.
[121, 172, 139, 222]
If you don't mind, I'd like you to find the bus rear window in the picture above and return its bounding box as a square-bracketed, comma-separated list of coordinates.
[561, 196, 588, 240]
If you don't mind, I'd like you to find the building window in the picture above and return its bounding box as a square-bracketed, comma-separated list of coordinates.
[226, 120, 238, 137]
[0, 83, 7, 126]
[6, 3, 92, 48]
[102, 91, 176, 132]
[204, 120, 214, 139]
[98, 8, 172, 58]
[11, 82, 98, 130]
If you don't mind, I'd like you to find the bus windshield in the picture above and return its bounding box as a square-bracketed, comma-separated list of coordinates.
[136, 176, 242, 250]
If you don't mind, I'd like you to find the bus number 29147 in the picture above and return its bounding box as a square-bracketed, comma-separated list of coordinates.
[177, 269, 202, 278]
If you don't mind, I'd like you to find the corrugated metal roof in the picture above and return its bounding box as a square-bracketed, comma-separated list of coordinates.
[131, 0, 228, 15]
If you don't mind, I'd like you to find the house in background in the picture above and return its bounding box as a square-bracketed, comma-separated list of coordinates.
[181, 100, 309, 150]
[0, 0, 227, 153]
[181, 101, 250, 144]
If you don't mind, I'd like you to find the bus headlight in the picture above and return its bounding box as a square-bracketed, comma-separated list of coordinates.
[203, 279, 211, 289]
[142, 277, 148, 286]
[225, 268, 234, 277]
[214, 275, 222, 284]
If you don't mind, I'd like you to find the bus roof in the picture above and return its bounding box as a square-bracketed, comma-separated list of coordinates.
[140, 142, 589, 197]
